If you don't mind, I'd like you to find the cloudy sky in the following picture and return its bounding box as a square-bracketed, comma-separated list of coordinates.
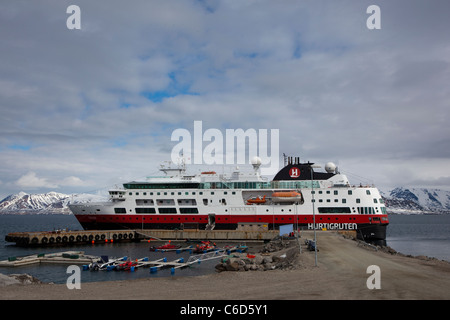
[1, 0, 449, 199]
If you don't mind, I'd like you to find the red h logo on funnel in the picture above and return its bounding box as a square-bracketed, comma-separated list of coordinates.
[289, 167, 300, 178]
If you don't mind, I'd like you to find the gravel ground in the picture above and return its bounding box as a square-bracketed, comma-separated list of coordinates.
[1, 231, 450, 300]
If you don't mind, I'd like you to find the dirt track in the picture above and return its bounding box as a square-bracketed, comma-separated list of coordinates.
[1, 231, 450, 300]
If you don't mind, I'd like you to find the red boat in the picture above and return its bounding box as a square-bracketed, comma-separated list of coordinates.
[193, 241, 217, 253]
[149, 241, 181, 252]
[115, 260, 137, 271]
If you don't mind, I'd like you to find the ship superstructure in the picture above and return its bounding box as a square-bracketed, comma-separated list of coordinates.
[69, 156, 389, 245]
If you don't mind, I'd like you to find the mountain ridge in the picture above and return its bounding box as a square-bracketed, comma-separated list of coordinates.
[0, 191, 106, 214]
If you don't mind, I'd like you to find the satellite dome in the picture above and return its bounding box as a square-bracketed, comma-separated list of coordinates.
[251, 156, 262, 165]
[325, 162, 336, 173]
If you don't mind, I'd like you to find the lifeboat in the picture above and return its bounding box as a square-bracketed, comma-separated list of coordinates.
[201, 171, 216, 174]
[272, 191, 303, 203]
[246, 195, 266, 205]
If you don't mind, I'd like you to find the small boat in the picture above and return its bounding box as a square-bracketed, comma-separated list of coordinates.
[272, 191, 303, 203]
[115, 260, 138, 271]
[193, 241, 217, 253]
[246, 195, 266, 205]
[149, 241, 181, 252]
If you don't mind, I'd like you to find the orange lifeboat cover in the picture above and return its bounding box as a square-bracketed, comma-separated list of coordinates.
[272, 191, 301, 197]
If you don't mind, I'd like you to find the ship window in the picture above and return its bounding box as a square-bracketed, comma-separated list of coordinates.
[135, 208, 156, 214]
[158, 208, 177, 214]
[326, 191, 330, 194]
[177, 199, 197, 206]
[326, 199, 331, 202]
[114, 208, 126, 214]
[180, 208, 199, 214]
[366, 190, 371, 195]
[157, 199, 175, 206]
[373, 199, 378, 203]
[348, 190, 352, 195]
[199, 192, 203, 195]
[356, 198, 360, 203]
[319, 199, 323, 202]
[129, 192, 132, 196]
[203, 199, 208, 205]
[136, 192, 139, 195]
[232, 192, 236, 195]
[342, 199, 347, 203]
[334, 199, 338, 202]
[319, 191, 323, 194]
[334, 190, 338, 195]
[318, 207, 351, 214]
[143, 192, 146, 196]
[136, 199, 155, 206]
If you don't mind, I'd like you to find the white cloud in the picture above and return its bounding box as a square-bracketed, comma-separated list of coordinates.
[61, 176, 84, 187]
[0, 0, 450, 198]
[15, 172, 58, 189]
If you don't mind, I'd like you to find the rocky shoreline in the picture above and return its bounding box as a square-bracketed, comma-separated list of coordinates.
[215, 237, 300, 272]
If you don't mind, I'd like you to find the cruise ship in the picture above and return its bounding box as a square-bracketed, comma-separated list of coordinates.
[69, 156, 389, 245]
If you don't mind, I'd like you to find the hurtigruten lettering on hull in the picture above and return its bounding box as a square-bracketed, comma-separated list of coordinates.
[68, 155, 389, 245]
[308, 223, 358, 230]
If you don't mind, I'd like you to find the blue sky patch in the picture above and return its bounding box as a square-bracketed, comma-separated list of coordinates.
[8, 144, 31, 151]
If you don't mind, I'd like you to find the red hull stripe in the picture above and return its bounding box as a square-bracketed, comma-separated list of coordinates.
[75, 214, 389, 225]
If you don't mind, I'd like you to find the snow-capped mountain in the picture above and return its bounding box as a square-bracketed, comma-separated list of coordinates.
[0, 191, 106, 214]
[382, 187, 450, 214]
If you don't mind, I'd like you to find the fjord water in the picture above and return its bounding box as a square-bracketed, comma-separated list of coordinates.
[0, 214, 218, 284]
[386, 214, 450, 261]
[1, 213, 449, 284]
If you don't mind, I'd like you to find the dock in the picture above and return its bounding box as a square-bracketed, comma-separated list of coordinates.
[5, 228, 278, 247]
[5, 230, 138, 246]
[0, 251, 98, 267]
[84, 248, 232, 275]
[136, 229, 278, 242]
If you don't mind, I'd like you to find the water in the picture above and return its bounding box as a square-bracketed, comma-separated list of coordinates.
[1, 213, 450, 284]
[0, 214, 219, 284]
[386, 214, 450, 261]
